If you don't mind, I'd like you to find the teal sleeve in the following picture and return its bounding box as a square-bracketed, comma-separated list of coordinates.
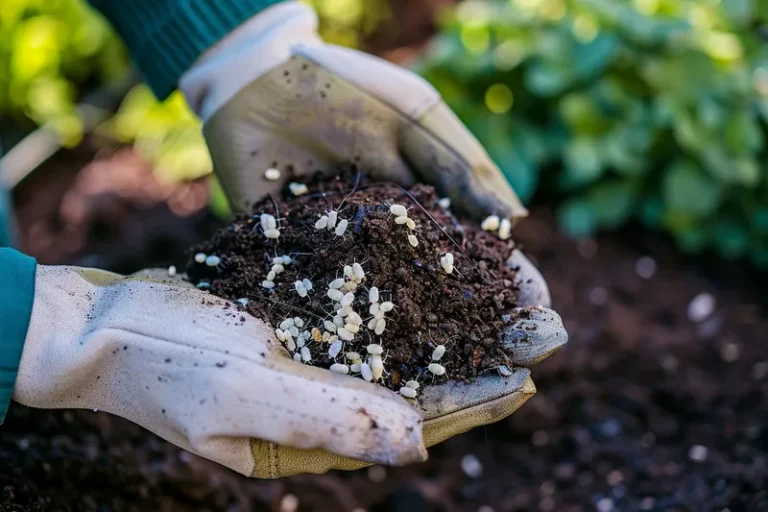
[0, 249, 36, 424]
[88, 0, 290, 100]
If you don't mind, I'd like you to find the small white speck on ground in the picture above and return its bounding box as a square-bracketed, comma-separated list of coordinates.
[368, 465, 386, 482]
[167, 265, 177, 277]
[280, 494, 299, 512]
[461, 454, 483, 478]
[596, 497, 614, 512]
[588, 286, 608, 305]
[635, 256, 657, 279]
[688, 292, 716, 323]
[689, 444, 709, 462]
[532, 430, 549, 446]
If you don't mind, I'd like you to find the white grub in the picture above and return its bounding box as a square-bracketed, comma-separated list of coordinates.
[194, 253, 207, 263]
[370, 354, 384, 381]
[262, 214, 277, 230]
[369, 303, 380, 315]
[339, 306, 353, 317]
[406, 380, 420, 390]
[374, 311, 384, 320]
[345, 323, 360, 334]
[428, 363, 446, 376]
[275, 329, 287, 342]
[289, 182, 309, 196]
[374, 318, 386, 335]
[293, 317, 304, 328]
[350, 363, 362, 373]
[395, 216, 409, 225]
[400, 386, 417, 399]
[330, 363, 350, 375]
[315, 215, 329, 230]
[481, 215, 501, 232]
[294, 281, 308, 297]
[167, 265, 177, 277]
[282, 255, 292, 265]
[380, 301, 394, 313]
[335, 219, 349, 237]
[346, 351, 362, 363]
[369, 287, 380, 304]
[432, 345, 446, 361]
[367, 317, 377, 331]
[302, 278, 313, 291]
[264, 168, 281, 181]
[324, 320, 337, 333]
[498, 218, 512, 241]
[367, 344, 383, 355]
[390, 204, 408, 217]
[279, 318, 295, 331]
[236, 298, 249, 306]
[338, 328, 355, 341]
[341, 292, 355, 307]
[300, 346, 312, 362]
[327, 210, 338, 229]
[346, 311, 363, 326]
[272, 264, 284, 274]
[438, 197, 451, 209]
[196, 282, 211, 289]
[264, 228, 281, 239]
[261, 280, 276, 289]
[288, 326, 299, 338]
[440, 253, 455, 274]
[273, 257, 285, 265]
[344, 265, 354, 279]
[284, 334, 297, 352]
[407, 234, 418, 248]
[406, 218, 416, 230]
[352, 263, 365, 281]
[329, 278, 345, 289]
[328, 340, 343, 359]
[267, 271, 277, 282]
[327, 289, 344, 302]
[361, 363, 374, 382]
[340, 280, 358, 293]
[205, 255, 220, 267]
[442, 253, 454, 266]
[293, 353, 303, 362]
[333, 315, 345, 327]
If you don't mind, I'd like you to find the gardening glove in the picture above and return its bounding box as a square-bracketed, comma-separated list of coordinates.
[12, 264, 428, 477]
[180, 1, 527, 223]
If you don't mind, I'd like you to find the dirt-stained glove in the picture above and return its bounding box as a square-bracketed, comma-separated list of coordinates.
[180, 2, 527, 223]
[12, 265, 427, 477]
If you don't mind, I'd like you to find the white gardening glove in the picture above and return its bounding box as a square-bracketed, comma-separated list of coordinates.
[12, 265, 426, 477]
[180, 1, 527, 222]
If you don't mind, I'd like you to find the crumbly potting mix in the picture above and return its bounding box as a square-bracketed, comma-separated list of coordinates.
[186, 173, 521, 399]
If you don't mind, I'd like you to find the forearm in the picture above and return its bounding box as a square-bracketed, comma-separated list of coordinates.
[0, 249, 36, 424]
[87, 0, 291, 99]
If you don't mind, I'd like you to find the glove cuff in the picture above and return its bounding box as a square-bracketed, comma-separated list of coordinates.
[89, 0, 290, 100]
[0, 249, 36, 424]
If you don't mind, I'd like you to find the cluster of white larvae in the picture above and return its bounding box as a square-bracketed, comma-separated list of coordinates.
[481, 215, 512, 241]
[261, 253, 293, 290]
[390, 204, 419, 248]
[314, 209, 349, 237]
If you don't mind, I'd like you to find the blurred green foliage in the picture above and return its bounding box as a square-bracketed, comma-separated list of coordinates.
[417, 0, 768, 265]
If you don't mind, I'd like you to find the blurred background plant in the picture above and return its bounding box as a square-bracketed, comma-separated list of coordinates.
[4, 0, 768, 266]
[416, 0, 768, 266]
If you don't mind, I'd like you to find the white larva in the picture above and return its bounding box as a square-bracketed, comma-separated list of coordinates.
[295, 335, 305, 349]
[443, 264, 454, 274]
[428, 363, 446, 376]
[264, 168, 281, 181]
[295, 281, 308, 297]
[273, 257, 284, 265]
[327, 289, 344, 301]
[315, 215, 329, 230]
[344, 265, 354, 278]
[275, 328, 287, 342]
[338, 306, 353, 317]
[293, 353, 302, 362]
[367, 344, 383, 355]
[374, 310, 385, 320]
[289, 182, 309, 196]
[262, 280, 275, 289]
[259, 214, 270, 232]
[369, 287, 379, 304]
[167, 265, 177, 277]
[350, 363, 362, 373]
[432, 345, 446, 361]
[380, 301, 394, 313]
[498, 218, 512, 240]
[438, 197, 451, 209]
[346, 311, 363, 326]
[400, 386, 417, 399]
[282, 255, 292, 265]
[361, 363, 374, 382]
[329, 278, 345, 289]
[265, 214, 277, 230]
[293, 317, 304, 328]
[335, 219, 349, 237]
[205, 255, 220, 267]
[196, 282, 211, 289]
[279, 318, 295, 330]
[267, 271, 276, 281]
[346, 351, 362, 363]
[333, 315, 345, 327]
[370, 354, 383, 381]
[330, 363, 350, 375]
[272, 264, 284, 274]
[374, 318, 386, 335]
[481, 215, 500, 232]
[390, 204, 407, 217]
[328, 340, 343, 359]
[327, 210, 338, 229]
[264, 229, 281, 239]
[345, 323, 360, 334]
[407, 234, 418, 247]
[338, 328, 355, 341]
[194, 253, 207, 263]
[395, 216, 409, 225]
[284, 334, 296, 352]
[341, 292, 355, 307]
[353, 263, 365, 281]
[442, 253, 454, 265]
[340, 280, 357, 293]
[406, 218, 416, 230]
[236, 298, 249, 306]
[302, 278, 313, 291]
[367, 317, 377, 331]
[301, 346, 312, 362]
[406, 380, 420, 390]
[324, 320, 337, 332]
[369, 303, 380, 315]
[289, 326, 299, 338]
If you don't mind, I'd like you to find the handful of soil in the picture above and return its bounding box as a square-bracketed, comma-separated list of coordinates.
[186, 174, 520, 397]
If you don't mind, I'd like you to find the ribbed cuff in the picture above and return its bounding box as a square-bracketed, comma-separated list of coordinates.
[88, 0, 289, 99]
[0, 249, 36, 424]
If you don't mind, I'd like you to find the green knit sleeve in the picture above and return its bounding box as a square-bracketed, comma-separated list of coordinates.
[0, 249, 36, 424]
[88, 0, 290, 99]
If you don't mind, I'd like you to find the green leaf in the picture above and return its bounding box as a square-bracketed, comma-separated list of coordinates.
[208, 175, 231, 219]
[663, 162, 721, 217]
[573, 34, 619, 79]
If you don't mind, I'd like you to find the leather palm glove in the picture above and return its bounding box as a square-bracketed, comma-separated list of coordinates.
[174, 2, 567, 477]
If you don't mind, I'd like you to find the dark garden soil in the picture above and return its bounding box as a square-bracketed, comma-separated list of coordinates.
[185, 175, 518, 389]
[3, 146, 768, 511]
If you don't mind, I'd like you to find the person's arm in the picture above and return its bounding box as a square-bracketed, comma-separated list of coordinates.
[88, 0, 290, 100]
[0, 249, 36, 424]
